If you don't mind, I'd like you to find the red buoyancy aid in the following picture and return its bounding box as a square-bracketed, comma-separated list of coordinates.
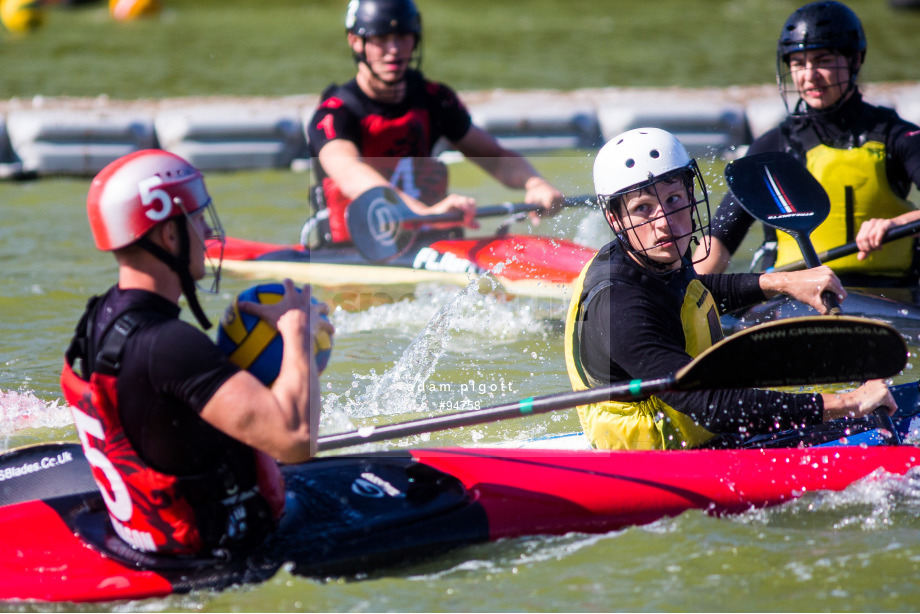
[61, 303, 285, 555]
[314, 85, 450, 244]
[62, 361, 205, 553]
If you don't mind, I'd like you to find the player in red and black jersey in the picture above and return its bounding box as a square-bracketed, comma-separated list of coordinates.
[63, 150, 333, 556]
[306, 0, 565, 245]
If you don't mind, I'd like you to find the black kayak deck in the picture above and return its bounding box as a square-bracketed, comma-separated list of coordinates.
[59, 452, 490, 590]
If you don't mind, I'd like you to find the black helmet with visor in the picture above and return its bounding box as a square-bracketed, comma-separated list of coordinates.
[776, 1, 866, 116]
[345, 0, 423, 79]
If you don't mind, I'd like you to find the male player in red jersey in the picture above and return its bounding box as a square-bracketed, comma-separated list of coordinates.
[62, 150, 331, 556]
[307, 0, 565, 246]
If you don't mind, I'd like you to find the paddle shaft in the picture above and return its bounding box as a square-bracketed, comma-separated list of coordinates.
[773, 218, 920, 273]
[318, 375, 675, 451]
[388, 195, 595, 225]
[873, 408, 902, 445]
[318, 315, 909, 451]
[319, 375, 915, 452]
[793, 232, 842, 314]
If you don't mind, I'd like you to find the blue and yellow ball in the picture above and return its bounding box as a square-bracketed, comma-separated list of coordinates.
[217, 283, 332, 385]
[1, 0, 45, 33]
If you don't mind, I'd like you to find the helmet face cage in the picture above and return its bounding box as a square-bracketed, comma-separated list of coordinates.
[187, 199, 226, 295]
[602, 163, 711, 272]
[346, 0, 423, 76]
[776, 1, 866, 116]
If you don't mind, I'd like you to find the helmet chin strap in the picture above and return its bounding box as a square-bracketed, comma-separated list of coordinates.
[138, 218, 213, 330]
[353, 44, 408, 87]
[353, 35, 421, 87]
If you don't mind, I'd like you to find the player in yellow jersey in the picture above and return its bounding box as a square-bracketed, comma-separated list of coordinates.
[565, 128, 894, 450]
[694, 2, 920, 284]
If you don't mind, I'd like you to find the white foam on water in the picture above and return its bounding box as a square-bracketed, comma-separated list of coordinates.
[731, 466, 920, 531]
[0, 389, 74, 451]
[320, 279, 552, 439]
[330, 281, 550, 339]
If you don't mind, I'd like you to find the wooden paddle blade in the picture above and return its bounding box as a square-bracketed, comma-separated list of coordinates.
[725, 151, 831, 240]
[676, 315, 908, 389]
[0, 442, 96, 507]
[345, 186, 415, 262]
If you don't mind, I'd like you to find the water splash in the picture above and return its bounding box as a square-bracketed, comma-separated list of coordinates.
[573, 208, 612, 249]
[321, 279, 551, 439]
[732, 467, 920, 531]
[331, 282, 551, 339]
[0, 389, 74, 451]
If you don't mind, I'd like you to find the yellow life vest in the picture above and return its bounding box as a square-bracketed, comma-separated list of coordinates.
[564, 254, 719, 450]
[773, 142, 917, 275]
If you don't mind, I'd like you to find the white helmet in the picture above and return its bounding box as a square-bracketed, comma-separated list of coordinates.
[594, 127, 694, 200]
[593, 128, 711, 271]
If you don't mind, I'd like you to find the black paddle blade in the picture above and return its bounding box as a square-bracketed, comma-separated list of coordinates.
[725, 151, 831, 238]
[345, 186, 415, 262]
[677, 315, 908, 390]
[0, 442, 96, 507]
[726, 150, 842, 313]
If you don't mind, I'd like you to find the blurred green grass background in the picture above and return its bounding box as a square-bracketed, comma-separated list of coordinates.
[2, 0, 919, 100]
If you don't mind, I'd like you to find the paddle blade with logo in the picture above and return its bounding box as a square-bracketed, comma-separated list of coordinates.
[726, 151, 842, 314]
[676, 315, 907, 389]
[725, 151, 830, 268]
[346, 186, 416, 262]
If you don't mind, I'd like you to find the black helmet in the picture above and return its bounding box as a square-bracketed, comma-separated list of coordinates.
[345, 0, 423, 83]
[345, 0, 421, 39]
[776, 1, 865, 116]
[778, 1, 866, 62]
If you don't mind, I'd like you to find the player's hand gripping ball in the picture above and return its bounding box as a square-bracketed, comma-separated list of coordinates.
[217, 283, 332, 385]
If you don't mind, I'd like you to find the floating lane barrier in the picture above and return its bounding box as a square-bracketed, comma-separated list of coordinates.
[0, 85, 917, 179]
[594, 90, 750, 160]
[894, 85, 920, 127]
[5, 107, 156, 176]
[155, 103, 309, 172]
[466, 91, 602, 152]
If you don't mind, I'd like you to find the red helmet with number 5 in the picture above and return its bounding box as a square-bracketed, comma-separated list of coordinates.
[87, 149, 224, 329]
[87, 149, 213, 251]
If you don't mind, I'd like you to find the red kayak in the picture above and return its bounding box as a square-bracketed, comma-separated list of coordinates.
[209, 234, 595, 300]
[2, 444, 919, 603]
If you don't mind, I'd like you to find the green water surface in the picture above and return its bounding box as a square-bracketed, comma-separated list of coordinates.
[3, 1, 920, 612]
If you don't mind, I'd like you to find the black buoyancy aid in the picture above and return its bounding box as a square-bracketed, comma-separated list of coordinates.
[61, 296, 284, 555]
